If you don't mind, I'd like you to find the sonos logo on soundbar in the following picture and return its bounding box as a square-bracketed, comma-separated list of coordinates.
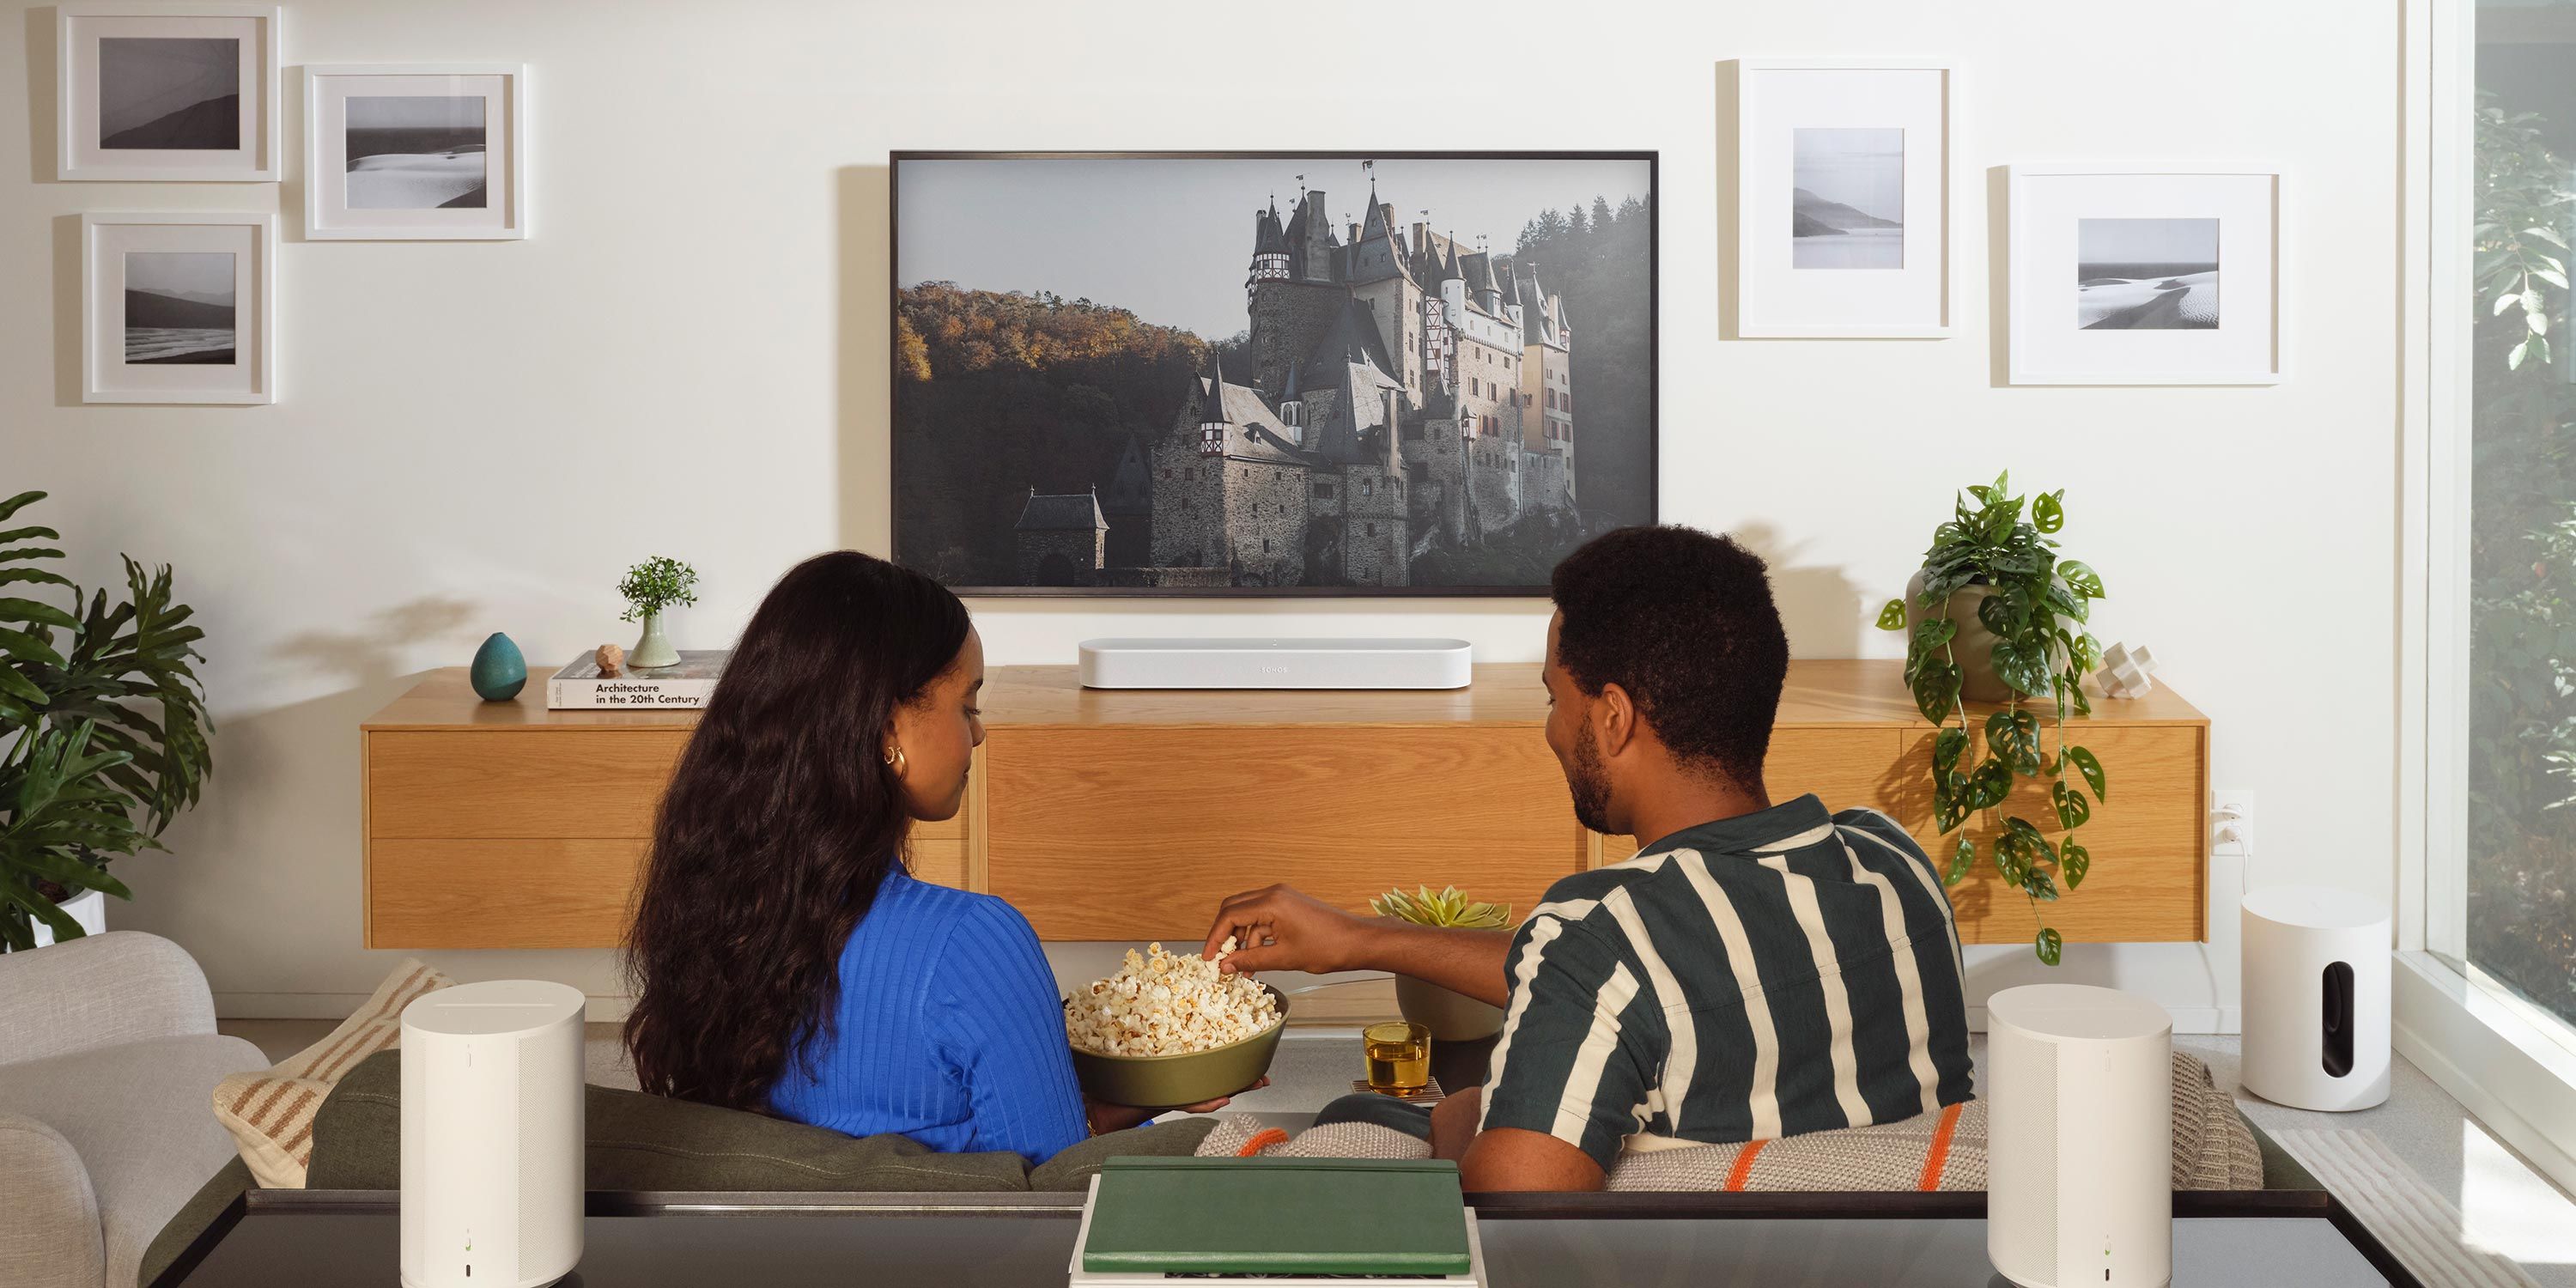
[1261, 665, 1290, 674]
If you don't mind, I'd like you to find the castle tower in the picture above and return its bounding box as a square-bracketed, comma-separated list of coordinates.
[1195, 350, 1230, 457]
[1246, 197, 1290, 296]
[1277, 360, 1304, 440]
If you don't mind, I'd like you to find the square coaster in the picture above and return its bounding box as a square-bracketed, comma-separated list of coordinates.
[1350, 1076, 1445, 1107]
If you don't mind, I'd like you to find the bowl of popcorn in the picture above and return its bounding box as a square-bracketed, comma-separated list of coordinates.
[1064, 939, 1288, 1109]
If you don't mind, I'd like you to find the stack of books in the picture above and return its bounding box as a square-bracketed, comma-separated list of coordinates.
[545, 650, 727, 709]
[1068, 1157, 1485, 1286]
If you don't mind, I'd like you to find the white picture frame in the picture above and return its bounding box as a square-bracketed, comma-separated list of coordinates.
[2007, 164, 2284, 386]
[1735, 58, 1953, 338]
[82, 213, 276, 404]
[56, 3, 280, 182]
[304, 64, 531, 240]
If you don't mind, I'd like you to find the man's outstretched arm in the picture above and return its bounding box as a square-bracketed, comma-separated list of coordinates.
[1200, 884, 1512, 1009]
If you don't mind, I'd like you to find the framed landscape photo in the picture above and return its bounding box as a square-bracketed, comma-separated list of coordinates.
[1735, 59, 1953, 337]
[890, 151, 1659, 596]
[82, 213, 275, 404]
[304, 64, 529, 240]
[56, 3, 280, 182]
[2007, 165, 2283, 386]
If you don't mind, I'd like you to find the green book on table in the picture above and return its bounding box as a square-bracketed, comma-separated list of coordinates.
[1081, 1156, 1472, 1276]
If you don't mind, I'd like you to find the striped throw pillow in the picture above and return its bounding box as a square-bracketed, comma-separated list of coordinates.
[212, 959, 453, 1188]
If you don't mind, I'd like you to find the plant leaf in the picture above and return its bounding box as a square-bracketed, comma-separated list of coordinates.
[2036, 927, 2063, 966]
[1874, 598, 1908, 631]
[1932, 727, 1968, 779]
[2057, 559, 2105, 598]
[1988, 709, 2044, 775]
[2062, 840, 2091, 890]
[1988, 640, 2054, 697]
[2051, 779, 2093, 829]
[1966, 757, 2014, 811]
[2032, 489, 2064, 534]
[1911, 658, 1959, 727]
[2065, 746, 2106, 801]
[1946, 836, 1973, 885]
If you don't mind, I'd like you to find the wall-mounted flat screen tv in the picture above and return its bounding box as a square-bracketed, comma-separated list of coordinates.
[890, 151, 1657, 596]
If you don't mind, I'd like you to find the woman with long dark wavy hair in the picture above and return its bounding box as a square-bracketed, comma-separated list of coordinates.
[623, 551, 1221, 1162]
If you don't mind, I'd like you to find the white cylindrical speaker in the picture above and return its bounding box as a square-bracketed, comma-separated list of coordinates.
[2241, 885, 2391, 1112]
[1987, 984, 2173, 1288]
[400, 981, 586, 1288]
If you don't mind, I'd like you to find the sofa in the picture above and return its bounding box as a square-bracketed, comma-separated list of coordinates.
[0, 933, 270, 1288]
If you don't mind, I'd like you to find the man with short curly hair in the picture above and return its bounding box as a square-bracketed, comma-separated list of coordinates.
[1203, 525, 1974, 1192]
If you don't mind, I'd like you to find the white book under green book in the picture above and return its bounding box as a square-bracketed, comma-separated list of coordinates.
[545, 650, 726, 709]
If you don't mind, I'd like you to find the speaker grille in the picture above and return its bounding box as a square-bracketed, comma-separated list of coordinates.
[1993, 1037, 2058, 1284]
[516, 1032, 577, 1278]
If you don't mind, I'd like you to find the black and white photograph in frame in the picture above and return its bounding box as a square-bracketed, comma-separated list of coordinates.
[82, 214, 275, 404]
[2008, 166, 2281, 385]
[304, 64, 529, 240]
[1735, 60, 1951, 337]
[2076, 218, 2220, 330]
[1792, 128, 1905, 269]
[57, 3, 279, 182]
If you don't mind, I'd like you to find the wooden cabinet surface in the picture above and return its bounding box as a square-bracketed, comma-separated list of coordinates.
[361, 662, 2207, 949]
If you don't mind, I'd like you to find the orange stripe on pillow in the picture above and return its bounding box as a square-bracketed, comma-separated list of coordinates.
[1917, 1103, 1963, 1191]
[1725, 1138, 1769, 1191]
[1236, 1128, 1291, 1157]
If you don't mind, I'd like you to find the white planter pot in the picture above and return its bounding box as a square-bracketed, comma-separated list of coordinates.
[27, 888, 107, 949]
[1394, 973, 1504, 1042]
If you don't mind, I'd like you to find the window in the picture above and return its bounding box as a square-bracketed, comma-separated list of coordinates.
[1315, 481, 1336, 499]
[1262, 538, 1271, 553]
[1366, 522, 1377, 536]
[1362, 479, 1375, 496]
[2416, 0, 2576, 1183]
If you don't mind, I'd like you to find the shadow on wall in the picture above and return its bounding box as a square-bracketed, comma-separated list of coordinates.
[1715, 60, 1741, 340]
[1986, 166, 2010, 388]
[835, 164, 891, 555]
[1733, 521, 1862, 659]
[274, 597, 480, 686]
[23, 8, 52, 185]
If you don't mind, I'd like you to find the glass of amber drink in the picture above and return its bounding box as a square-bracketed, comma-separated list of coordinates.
[1363, 1020, 1432, 1095]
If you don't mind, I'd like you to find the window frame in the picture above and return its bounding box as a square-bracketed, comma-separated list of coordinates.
[2405, 0, 2576, 1195]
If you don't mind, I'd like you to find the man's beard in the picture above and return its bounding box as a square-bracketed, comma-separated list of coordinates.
[1568, 717, 1612, 835]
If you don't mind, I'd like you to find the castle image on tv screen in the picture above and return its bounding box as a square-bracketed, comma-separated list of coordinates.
[891, 154, 1656, 593]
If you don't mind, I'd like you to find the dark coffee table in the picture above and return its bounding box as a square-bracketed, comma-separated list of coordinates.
[151, 1188, 2421, 1287]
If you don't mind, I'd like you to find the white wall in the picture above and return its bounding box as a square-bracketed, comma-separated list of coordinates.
[0, 0, 2401, 1029]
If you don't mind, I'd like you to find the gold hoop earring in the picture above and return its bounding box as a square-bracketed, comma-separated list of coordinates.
[884, 744, 908, 775]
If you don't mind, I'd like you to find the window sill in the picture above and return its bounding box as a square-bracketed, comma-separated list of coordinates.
[2392, 950, 2576, 1194]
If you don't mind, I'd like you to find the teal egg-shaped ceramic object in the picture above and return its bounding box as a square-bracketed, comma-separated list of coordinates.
[470, 632, 527, 702]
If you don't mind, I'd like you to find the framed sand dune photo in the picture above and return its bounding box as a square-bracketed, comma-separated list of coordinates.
[305, 64, 529, 240]
[890, 151, 1658, 596]
[2008, 165, 2281, 385]
[1735, 59, 1953, 337]
[82, 213, 275, 404]
[56, 3, 280, 182]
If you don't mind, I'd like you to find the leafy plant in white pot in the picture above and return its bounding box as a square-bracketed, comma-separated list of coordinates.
[1372, 885, 1514, 1040]
[1, 491, 213, 950]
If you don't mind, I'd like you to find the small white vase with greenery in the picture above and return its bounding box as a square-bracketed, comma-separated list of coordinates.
[1372, 885, 1513, 1041]
[618, 556, 698, 670]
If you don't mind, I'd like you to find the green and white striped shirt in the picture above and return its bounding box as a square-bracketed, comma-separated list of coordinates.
[1477, 795, 1975, 1169]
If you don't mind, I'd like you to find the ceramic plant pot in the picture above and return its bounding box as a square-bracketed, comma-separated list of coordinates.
[469, 631, 527, 702]
[629, 612, 679, 670]
[1394, 973, 1504, 1042]
[1905, 572, 2012, 705]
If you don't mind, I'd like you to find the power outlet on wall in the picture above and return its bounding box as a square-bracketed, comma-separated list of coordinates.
[2211, 790, 2255, 857]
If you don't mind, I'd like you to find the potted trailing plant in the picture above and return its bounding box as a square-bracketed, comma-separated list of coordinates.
[618, 556, 699, 670]
[1372, 885, 1513, 1039]
[1873, 472, 2109, 965]
[2, 491, 212, 950]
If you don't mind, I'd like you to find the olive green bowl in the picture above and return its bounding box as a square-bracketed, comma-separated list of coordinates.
[1066, 984, 1289, 1110]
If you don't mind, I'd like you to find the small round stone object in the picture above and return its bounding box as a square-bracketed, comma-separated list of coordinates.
[594, 643, 625, 677]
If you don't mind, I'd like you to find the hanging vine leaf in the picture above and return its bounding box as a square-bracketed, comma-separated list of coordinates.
[2051, 780, 2093, 829]
[2023, 867, 2061, 902]
[2064, 746, 2106, 800]
[1947, 836, 1974, 885]
[2062, 839, 2092, 890]
[1965, 757, 2014, 811]
[1875, 598, 1908, 631]
[1987, 708, 2043, 775]
[2057, 559, 2105, 598]
[1911, 659, 1959, 726]
[1913, 615, 1958, 653]
[2036, 927, 2063, 966]
[1988, 639, 2054, 696]
[1932, 727, 1968, 779]
[2032, 489, 2065, 533]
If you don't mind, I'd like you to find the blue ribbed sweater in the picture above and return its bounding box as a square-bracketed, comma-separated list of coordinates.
[766, 868, 1090, 1164]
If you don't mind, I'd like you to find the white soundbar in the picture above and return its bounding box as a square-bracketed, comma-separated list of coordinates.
[1077, 637, 1473, 690]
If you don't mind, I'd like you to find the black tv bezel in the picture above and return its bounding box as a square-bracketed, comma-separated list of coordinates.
[887, 149, 1660, 598]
